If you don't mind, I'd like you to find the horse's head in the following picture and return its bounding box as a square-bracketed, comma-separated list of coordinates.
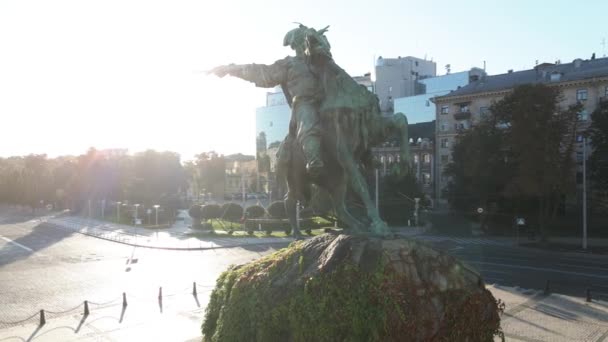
[283, 24, 332, 62]
[304, 26, 332, 61]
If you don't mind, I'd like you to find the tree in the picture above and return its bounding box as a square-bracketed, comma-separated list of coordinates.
[491, 84, 580, 240]
[588, 99, 608, 211]
[444, 84, 581, 239]
[189, 152, 225, 199]
[444, 116, 511, 214]
[379, 167, 428, 225]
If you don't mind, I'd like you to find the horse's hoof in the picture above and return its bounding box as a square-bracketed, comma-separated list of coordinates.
[370, 221, 391, 236]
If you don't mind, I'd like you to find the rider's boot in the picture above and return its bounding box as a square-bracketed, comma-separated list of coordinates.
[302, 137, 324, 179]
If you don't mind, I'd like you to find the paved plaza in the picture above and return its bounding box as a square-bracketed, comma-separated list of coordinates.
[0, 206, 607, 341]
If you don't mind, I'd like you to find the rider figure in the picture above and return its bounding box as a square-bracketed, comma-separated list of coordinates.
[209, 26, 326, 178]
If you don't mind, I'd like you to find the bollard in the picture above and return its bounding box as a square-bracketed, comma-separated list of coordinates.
[586, 288, 592, 302]
[84, 300, 89, 316]
[39, 309, 46, 326]
[193, 282, 197, 297]
[544, 280, 550, 295]
[122, 292, 128, 307]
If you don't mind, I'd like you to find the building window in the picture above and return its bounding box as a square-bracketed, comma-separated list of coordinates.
[440, 105, 449, 114]
[415, 61, 419, 67]
[459, 104, 469, 113]
[388, 86, 392, 94]
[605, 85, 608, 97]
[550, 72, 561, 82]
[440, 155, 449, 164]
[440, 121, 448, 132]
[414, 154, 419, 164]
[578, 109, 589, 121]
[388, 155, 394, 164]
[440, 138, 449, 148]
[422, 173, 431, 185]
[423, 154, 431, 163]
[576, 89, 588, 101]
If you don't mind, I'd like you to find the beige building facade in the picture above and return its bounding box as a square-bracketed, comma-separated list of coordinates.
[433, 57, 608, 205]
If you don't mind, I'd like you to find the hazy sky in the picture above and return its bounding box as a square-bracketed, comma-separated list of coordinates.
[1, 0, 607, 161]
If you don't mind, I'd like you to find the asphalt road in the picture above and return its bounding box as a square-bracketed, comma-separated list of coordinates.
[1, 206, 607, 332]
[418, 237, 608, 298]
[0, 208, 278, 325]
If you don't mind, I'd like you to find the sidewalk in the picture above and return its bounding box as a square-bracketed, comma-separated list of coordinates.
[45, 214, 294, 250]
[41, 212, 429, 251]
[491, 284, 608, 341]
[0, 283, 605, 341]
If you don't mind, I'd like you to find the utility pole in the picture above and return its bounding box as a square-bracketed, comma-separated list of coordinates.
[241, 173, 246, 207]
[583, 136, 588, 250]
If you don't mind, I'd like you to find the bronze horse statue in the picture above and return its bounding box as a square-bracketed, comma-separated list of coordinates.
[209, 24, 410, 237]
[278, 26, 410, 237]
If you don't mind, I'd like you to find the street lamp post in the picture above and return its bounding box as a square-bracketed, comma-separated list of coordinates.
[101, 199, 106, 220]
[134, 204, 140, 224]
[154, 205, 160, 226]
[116, 202, 121, 223]
[133, 204, 140, 243]
[414, 198, 420, 226]
[582, 136, 588, 250]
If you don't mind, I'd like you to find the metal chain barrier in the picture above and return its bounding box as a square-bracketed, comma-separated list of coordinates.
[44, 302, 84, 316]
[0, 311, 40, 327]
[0, 280, 219, 327]
[87, 295, 122, 307]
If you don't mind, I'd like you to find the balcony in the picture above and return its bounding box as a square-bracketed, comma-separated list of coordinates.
[453, 111, 471, 120]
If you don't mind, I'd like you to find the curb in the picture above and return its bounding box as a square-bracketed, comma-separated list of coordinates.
[44, 221, 294, 251]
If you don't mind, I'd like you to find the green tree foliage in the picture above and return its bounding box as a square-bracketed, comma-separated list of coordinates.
[379, 168, 427, 225]
[245, 205, 265, 219]
[588, 100, 608, 208]
[444, 116, 511, 213]
[201, 204, 222, 220]
[187, 152, 225, 199]
[0, 148, 186, 216]
[267, 201, 287, 219]
[189, 205, 203, 220]
[221, 203, 244, 222]
[444, 84, 581, 239]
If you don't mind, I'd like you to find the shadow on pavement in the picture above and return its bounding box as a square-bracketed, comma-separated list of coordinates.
[0, 222, 75, 268]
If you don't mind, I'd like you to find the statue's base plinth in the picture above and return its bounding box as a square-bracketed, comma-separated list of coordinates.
[202, 233, 503, 341]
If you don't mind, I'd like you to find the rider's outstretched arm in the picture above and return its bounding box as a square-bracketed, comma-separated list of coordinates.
[210, 58, 289, 88]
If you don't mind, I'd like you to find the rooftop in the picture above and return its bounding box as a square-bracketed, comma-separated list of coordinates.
[439, 57, 608, 99]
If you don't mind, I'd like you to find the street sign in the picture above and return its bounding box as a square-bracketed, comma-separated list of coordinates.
[135, 219, 142, 225]
[516, 218, 525, 226]
[477, 207, 484, 214]
[146, 209, 152, 215]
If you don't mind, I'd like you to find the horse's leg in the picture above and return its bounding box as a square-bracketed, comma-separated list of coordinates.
[284, 191, 302, 239]
[336, 141, 390, 235]
[328, 179, 364, 232]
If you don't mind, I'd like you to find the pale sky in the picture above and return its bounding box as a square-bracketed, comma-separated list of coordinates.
[1, 0, 607, 161]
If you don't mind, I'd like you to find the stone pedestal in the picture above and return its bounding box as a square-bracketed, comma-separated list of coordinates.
[202, 233, 503, 341]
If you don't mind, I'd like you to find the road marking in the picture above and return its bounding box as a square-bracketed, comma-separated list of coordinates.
[468, 260, 608, 280]
[0, 235, 34, 252]
[556, 263, 608, 272]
